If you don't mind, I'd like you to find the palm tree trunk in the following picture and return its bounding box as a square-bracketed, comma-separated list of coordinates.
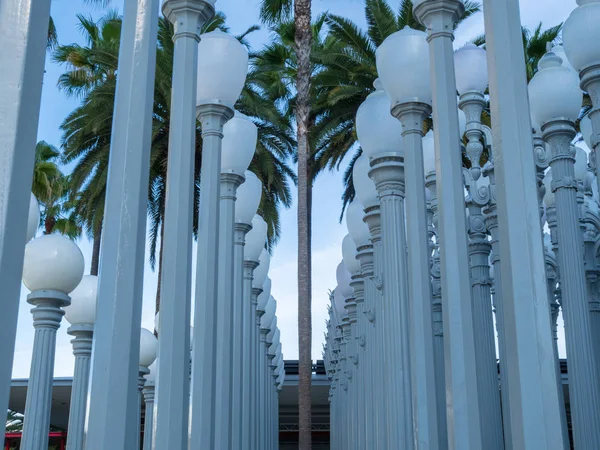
[155, 221, 165, 315]
[295, 0, 313, 448]
[90, 223, 102, 276]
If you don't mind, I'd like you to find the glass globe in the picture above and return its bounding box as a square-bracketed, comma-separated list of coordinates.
[342, 234, 361, 274]
[580, 114, 593, 150]
[64, 275, 98, 325]
[543, 170, 555, 207]
[575, 146, 589, 182]
[353, 154, 378, 207]
[236, 171, 262, 225]
[336, 262, 354, 298]
[221, 112, 258, 175]
[244, 215, 267, 262]
[563, 0, 600, 72]
[455, 43, 489, 95]
[252, 249, 271, 289]
[22, 234, 85, 294]
[356, 81, 404, 159]
[333, 288, 347, 317]
[260, 296, 276, 329]
[154, 311, 160, 334]
[346, 201, 371, 248]
[268, 328, 280, 351]
[551, 44, 576, 73]
[267, 317, 278, 343]
[376, 27, 432, 106]
[197, 30, 249, 108]
[27, 194, 40, 243]
[257, 277, 271, 313]
[423, 130, 436, 175]
[139, 328, 158, 368]
[528, 52, 583, 126]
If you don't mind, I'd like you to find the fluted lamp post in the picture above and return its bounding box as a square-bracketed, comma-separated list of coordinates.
[529, 48, 600, 448]
[216, 111, 257, 450]
[20, 234, 84, 450]
[191, 29, 249, 449]
[356, 69, 411, 448]
[137, 329, 158, 450]
[259, 295, 277, 449]
[64, 275, 98, 450]
[563, 0, 600, 196]
[235, 175, 263, 448]
[142, 361, 157, 450]
[377, 27, 444, 448]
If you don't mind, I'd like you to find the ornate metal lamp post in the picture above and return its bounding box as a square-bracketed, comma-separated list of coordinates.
[137, 329, 158, 450]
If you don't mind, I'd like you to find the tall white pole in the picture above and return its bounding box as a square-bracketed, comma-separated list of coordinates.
[0, 0, 52, 432]
[85, 1, 160, 447]
[481, 0, 567, 447]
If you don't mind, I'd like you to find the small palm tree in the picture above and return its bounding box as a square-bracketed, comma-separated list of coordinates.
[6, 410, 24, 433]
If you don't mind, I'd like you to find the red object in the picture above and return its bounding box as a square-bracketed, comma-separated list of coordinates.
[5, 431, 67, 449]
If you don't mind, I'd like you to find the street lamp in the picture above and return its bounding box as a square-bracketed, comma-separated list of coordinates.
[138, 328, 158, 450]
[142, 361, 157, 450]
[192, 29, 249, 450]
[234, 172, 262, 448]
[216, 111, 257, 448]
[563, 1, 600, 197]
[529, 48, 600, 447]
[64, 275, 98, 450]
[154, 1, 215, 447]
[377, 25, 442, 448]
[20, 234, 84, 449]
[259, 295, 276, 449]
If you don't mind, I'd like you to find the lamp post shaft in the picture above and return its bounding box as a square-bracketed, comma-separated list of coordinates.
[214, 173, 244, 450]
[259, 331, 269, 449]
[236, 229, 254, 449]
[21, 293, 69, 450]
[369, 154, 413, 449]
[66, 326, 94, 450]
[190, 105, 233, 449]
[544, 120, 600, 448]
[253, 289, 264, 450]
[481, 0, 567, 447]
[425, 173, 449, 450]
[363, 205, 387, 449]
[154, 4, 211, 449]
[395, 104, 441, 449]
[85, 0, 159, 447]
[142, 383, 155, 450]
[414, 2, 483, 447]
[0, 0, 52, 434]
[137, 368, 149, 450]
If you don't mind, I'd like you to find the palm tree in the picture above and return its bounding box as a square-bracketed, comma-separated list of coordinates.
[6, 410, 24, 433]
[258, 0, 315, 446]
[56, 12, 295, 310]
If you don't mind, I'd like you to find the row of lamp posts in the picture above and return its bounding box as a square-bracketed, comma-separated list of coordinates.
[2, 1, 287, 448]
[324, 1, 600, 449]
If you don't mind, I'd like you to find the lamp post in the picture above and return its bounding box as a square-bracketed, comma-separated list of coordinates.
[350, 155, 379, 449]
[190, 29, 248, 450]
[249, 227, 269, 450]
[476, 0, 568, 447]
[377, 26, 442, 448]
[153, 1, 214, 448]
[234, 174, 263, 448]
[454, 42, 505, 450]
[563, 0, 600, 196]
[412, 1, 483, 445]
[138, 329, 158, 450]
[142, 362, 157, 450]
[85, 0, 160, 445]
[20, 234, 84, 450]
[342, 234, 365, 450]
[0, 0, 53, 427]
[64, 275, 98, 450]
[356, 75, 412, 448]
[216, 112, 257, 449]
[529, 49, 600, 448]
[332, 287, 349, 450]
[259, 296, 277, 449]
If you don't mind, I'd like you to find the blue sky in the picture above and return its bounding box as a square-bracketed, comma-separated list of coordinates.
[13, 0, 577, 377]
